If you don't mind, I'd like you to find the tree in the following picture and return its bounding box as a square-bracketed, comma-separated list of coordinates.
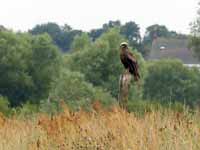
[142, 24, 184, 57]
[189, 3, 200, 61]
[30, 22, 61, 40]
[29, 22, 82, 52]
[89, 28, 104, 41]
[89, 20, 121, 41]
[102, 20, 121, 30]
[0, 31, 33, 106]
[30, 34, 62, 102]
[50, 69, 115, 110]
[65, 28, 145, 98]
[89, 20, 142, 51]
[0, 25, 7, 31]
[62, 24, 72, 32]
[143, 59, 200, 105]
[144, 24, 169, 43]
[189, 36, 200, 60]
[120, 21, 141, 50]
[142, 24, 170, 55]
[71, 33, 91, 51]
[0, 31, 61, 106]
[56, 29, 82, 51]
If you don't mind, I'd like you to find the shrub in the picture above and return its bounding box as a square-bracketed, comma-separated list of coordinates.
[0, 96, 11, 116]
[65, 28, 146, 99]
[143, 59, 200, 106]
[0, 31, 61, 106]
[49, 69, 116, 111]
[13, 102, 39, 118]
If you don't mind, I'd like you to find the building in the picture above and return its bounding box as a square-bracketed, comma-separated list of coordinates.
[148, 37, 200, 69]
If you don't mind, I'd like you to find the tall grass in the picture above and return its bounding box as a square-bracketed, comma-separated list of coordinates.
[0, 103, 200, 150]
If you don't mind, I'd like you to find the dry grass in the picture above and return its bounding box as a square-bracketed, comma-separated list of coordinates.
[0, 103, 200, 150]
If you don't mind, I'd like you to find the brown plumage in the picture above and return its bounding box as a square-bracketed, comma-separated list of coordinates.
[120, 43, 140, 81]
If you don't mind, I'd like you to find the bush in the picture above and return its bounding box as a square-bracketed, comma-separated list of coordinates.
[65, 28, 146, 99]
[13, 102, 39, 118]
[0, 96, 11, 116]
[143, 59, 200, 106]
[49, 69, 116, 111]
[0, 31, 61, 106]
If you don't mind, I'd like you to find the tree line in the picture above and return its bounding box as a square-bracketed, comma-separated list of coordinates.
[27, 21, 186, 57]
[1, 6, 200, 115]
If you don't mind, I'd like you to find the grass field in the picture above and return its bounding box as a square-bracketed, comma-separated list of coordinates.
[0, 103, 200, 150]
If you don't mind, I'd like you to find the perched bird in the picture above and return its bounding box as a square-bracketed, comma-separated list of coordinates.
[120, 42, 140, 81]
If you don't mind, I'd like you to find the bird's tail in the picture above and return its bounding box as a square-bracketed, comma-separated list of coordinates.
[129, 62, 140, 81]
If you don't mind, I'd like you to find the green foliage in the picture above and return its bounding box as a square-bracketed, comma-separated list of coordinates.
[143, 59, 200, 105]
[50, 69, 116, 111]
[144, 24, 170, 42]
[89, 28, 104, 41]
[190, 3, 200, 36]
[30, 22, 61, 39]
[30, 34, 62, 101]
[0, 31, 33, 106]
[29, 22, 82, 51]
[65, 28, 146, 98]
[0, 96, 11, 116]
[30, 21, 142, 53]
[15, 102, 39, 117]
[0, 25, 7, 32]
[1, 23, 198, 114]
[127, 99, 186, 115]
[142, 24, 186, 57]
[189, 4, 200, 61]
[189, 36, 200, 60]
[39, 99, 61, 114]
[142, 24, 170, 57]
[71, 33, 91, 51]
[120, 21, 141, 49]
[89, 20, 121, 41]
[102, 20, 121, 30]
[0, 31, 61, 106]
[89, 20, 142, 50]
[65, 28, 123, 97]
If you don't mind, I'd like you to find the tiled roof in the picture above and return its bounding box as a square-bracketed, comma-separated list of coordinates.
[148, 38, 200, 64]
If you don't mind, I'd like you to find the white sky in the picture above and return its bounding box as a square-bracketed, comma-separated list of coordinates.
[0, 0, 199, 35]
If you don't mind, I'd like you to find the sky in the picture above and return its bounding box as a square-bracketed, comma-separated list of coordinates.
[0, 0, 199, 35]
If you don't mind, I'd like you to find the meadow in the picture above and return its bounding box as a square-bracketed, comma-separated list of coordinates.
[0, 102, 200, 150]
[1, 6, 200, 150]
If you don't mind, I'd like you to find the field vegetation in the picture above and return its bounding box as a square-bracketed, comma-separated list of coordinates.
[1, 4, 200, 149]
[0, 103, 200, 150]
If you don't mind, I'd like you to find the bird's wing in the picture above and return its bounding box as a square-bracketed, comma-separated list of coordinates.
[126, 51, 137, 63]
[126, 51, 140, 81]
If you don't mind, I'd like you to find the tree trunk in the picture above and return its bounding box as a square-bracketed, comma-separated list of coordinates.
[118, 71, 132, 110]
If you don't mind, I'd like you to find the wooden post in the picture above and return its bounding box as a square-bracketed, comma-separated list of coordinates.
[118, 70, 132, 110]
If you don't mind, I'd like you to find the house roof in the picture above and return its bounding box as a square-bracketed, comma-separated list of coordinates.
[148, 37, 200, 64]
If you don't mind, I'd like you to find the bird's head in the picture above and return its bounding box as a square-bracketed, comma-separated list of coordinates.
[120, 42, 128, 51]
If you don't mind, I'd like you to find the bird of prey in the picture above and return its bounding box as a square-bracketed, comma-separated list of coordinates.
[120, 42, 140, 81]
